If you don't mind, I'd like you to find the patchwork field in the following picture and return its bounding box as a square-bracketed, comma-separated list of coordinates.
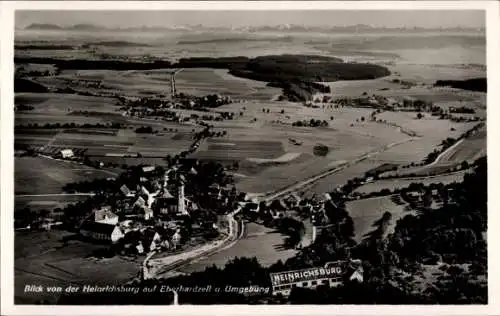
[178, 222, 297, 273]
[15, 156, 115, 195]
[192, 138, 285, 160]
[37, 69, 176, 98]
[175, 68, 281, 100]
[346, 195, 415, 243]
[354, 170, 468, 194]
[15, 127, 195, 158]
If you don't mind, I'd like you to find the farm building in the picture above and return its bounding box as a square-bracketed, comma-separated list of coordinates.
[120, 184, 135, 197]
[154, 196, 179, 215]
[80, 222, 124, 244]
[142, 166, 156, 173]
[141, 229, 162, 253]
[92, 206, 119, 225]
[60, 149, 74, 159]
[134, 196, 147, 209]
[138, 206, 154, 220]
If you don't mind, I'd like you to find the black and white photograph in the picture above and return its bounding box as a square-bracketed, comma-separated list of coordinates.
[1, 1, 498, 313]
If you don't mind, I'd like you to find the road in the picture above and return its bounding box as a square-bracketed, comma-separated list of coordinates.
[171, 68, 184, 97]
[145, 209, 244, 279]
[261, 138, 417, 202]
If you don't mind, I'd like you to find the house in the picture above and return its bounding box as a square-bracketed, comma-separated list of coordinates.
[40, 218, 63, 231]
[120, 184, 135, 198]
[154, 197, 179, 215]
[171, 229, 182, 249]
[139, 206, 154, 220]
[245, 202, 260, 213]
[80, 222, 124, 244]
[141, 229, 162, 253]
[134, 196, 147, 209]
[188, 167, 198, 175]
[267, 199, 287, 212]
[60, 149, 74, 159]
[142, 166, 156, 173]
[93, 207, 119, 225]
[140, 186, 150, 196]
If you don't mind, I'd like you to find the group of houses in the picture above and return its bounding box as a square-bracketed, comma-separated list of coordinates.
[78, 165, 200, 255]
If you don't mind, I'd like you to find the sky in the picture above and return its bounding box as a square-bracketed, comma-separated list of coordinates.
[16, 10, 485, 29]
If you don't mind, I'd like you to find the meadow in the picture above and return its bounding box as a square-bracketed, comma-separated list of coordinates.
[15, 230, 141, 304]
[15, 195, 90, 212]
[175, 68, 281, 101]
[15, 93, 121, 114]
[15, 156, 115, 195]
[178, 222, 297, 273]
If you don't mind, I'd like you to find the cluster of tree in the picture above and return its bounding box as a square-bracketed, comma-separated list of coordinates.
[62, 178, 116, 194]
[15, 44, 74, 50]
[425, 137, 457, 164]
[14, 78, 48, 93]
[15, 104, 35, 111]
[434, 78, 486, 93]
[135, 126, 155, 134]
[313, 144, 330, 157]
[449, 106, 476, 114]
[176, 93, 232, 109]
[15, 56, 174, 71]
[292, 119, 329, 128]
[16, 122, 124, 130]
[389, 159, 486, 265]
[276, 81, 331, 102]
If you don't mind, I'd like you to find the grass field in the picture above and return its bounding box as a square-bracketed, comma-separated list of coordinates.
[346, 195, 415, 243]
[15, 93, 121, 114]
[178, 222, 297, 273]
[175, 68, 281, 100]
[15, 195, 90, 212]
[303, 160, 386, 197]
[437, 129, 486, 163]
[354, 170, 468, 194]
[15, 113, 109, 126]
[15, 230, 141, 304]
[15, 156, 115, 195]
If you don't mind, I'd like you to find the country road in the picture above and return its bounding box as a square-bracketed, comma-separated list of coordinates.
[261, 138, 417, 202]
[145, 210, 244, 279]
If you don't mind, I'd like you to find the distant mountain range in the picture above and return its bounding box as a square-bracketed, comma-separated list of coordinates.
[22, 23, 484, 33]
